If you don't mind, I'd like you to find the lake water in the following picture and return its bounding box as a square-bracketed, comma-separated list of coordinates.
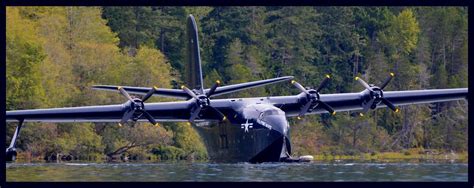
[6, 160, 467, 182]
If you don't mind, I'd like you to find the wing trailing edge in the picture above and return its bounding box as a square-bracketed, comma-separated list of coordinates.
[92, 76, 294, 99]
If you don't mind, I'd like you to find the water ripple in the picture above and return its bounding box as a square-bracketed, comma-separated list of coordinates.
[6, 161, 468, 182]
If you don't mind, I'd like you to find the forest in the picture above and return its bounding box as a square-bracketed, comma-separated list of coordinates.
[6, 6, 467, 161]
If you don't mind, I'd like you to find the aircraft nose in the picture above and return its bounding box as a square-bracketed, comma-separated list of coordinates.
[262, 115, 289, 136]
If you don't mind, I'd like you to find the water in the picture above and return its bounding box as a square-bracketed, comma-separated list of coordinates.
[6, 160, 467, 182]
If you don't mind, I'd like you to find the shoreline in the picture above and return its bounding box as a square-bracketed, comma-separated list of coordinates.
[14, 151, 468, 163]
[310, 151, 468, 163]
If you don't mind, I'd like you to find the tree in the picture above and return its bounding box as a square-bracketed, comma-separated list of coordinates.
[54, 123, 105, 159]
[168, 123, 208, 160]
[122, 46, 173, 91]
[103, 124, 173, 158]
[102, 7, 156, 50]
[223, 39, 266, 97]
[380, 9, 420, 56]
[103, 7, 188, 75]
[6, 7, 48, 110]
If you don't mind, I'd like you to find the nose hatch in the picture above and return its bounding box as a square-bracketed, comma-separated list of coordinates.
[263, 115, 293, 160]
[249, 112, 292, 163]
[261, 114, 292, 157]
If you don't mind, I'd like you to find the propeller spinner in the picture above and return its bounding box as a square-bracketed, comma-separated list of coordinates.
[291, 75, 336, 119]
[181, 80, 227, 123]
[117, 86, 159, 126]
[355, 73, 399, 116]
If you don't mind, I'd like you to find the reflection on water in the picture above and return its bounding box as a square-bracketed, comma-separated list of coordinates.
[6, 160, 467, 182]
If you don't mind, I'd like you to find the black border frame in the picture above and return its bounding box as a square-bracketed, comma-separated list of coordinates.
[1, 1, 472, 188]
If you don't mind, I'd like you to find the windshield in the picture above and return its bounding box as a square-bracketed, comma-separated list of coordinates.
[264, 110, 283, 116]
[259, 109, 285, 119]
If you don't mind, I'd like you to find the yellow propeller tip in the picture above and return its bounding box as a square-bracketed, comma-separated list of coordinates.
[355, 77, 359, 80]
[117, 86, 123, 90]
[332, 111, 336, 115]
[326, 74, 331, 79]
[390, 72, 395, 77]
[154, 123, 159, 126]
[222, 116, 227, 121]
[180, 85, 185, 89]
[359, 113, 364, 117]
[186, 122, 191, 126]
[395, 108, 400, 113]
[118, 123, 123, 127]
[297, 116, 302, 120]
[291, 80, 296, 84]
[153, 86, 159, 90]
[216, 80, 221, 84]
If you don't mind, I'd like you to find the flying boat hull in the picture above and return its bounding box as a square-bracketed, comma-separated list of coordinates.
[193, 121, 291, 163]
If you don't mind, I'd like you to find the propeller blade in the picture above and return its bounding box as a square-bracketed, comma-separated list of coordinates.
[189, 106, 202, 122]
[208, 106, 227, 121]
[291, 80, 309, 95]
[298, 101, 313, 118]
[206, 80, 221, 97]
[118, 86, 134, 102]
[181, 85, 199, 100]
[120, 109, 135, 125]
[317, 101, 336, 115]
[361, 98, 376, 113]
[142, 111, 158, 126]
[355, 77, 372, 91]
[141, 86, 158, 102]
[380, 72, 395, 90]
[316, 75, 331, 93]
[381, 98, 399, 112]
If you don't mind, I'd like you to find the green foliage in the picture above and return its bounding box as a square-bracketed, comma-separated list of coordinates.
[101, 123, 173, 158]
[380, 9, 420, 55]
[203, 69, 223, 89]
[166, 123, 208, 160]
[55, 124, 105, 159]
[17, 123, 59, 157]
[103, 7, 187, 75]
[102, 7, 156, 49]
[6, 7, 48, 109]
[151, 145, 187, 160]
[121, 46, 174, 92]
[14, 123, 104, 159]
[289, 117, 327, 156]
[6, 6, 181, 160]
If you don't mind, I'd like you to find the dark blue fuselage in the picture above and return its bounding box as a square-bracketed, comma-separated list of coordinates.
[192, 103, 292, 163]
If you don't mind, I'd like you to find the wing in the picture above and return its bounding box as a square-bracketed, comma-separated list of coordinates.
[270, 88, 468, 117]
[209, 76, 293, 97]
[92, 76, 293, 99]
[6, 101, 222, 123]
[92, 86, 189, 99]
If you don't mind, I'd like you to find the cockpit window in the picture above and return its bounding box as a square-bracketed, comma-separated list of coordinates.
[258, 109, 284, 121]
[260, 109, 284, 118]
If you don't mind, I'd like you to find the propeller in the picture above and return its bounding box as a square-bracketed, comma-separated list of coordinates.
[291, 75, 336, 119]
[181, 80, 227, 122]
[117, 86, 159, 127]
[354, 73, 399, 116]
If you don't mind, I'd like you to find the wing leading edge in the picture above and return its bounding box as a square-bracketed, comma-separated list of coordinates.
[7, 88, 467, 122]
[272, 88, 467, 117]
[6, 101, 201, 123]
